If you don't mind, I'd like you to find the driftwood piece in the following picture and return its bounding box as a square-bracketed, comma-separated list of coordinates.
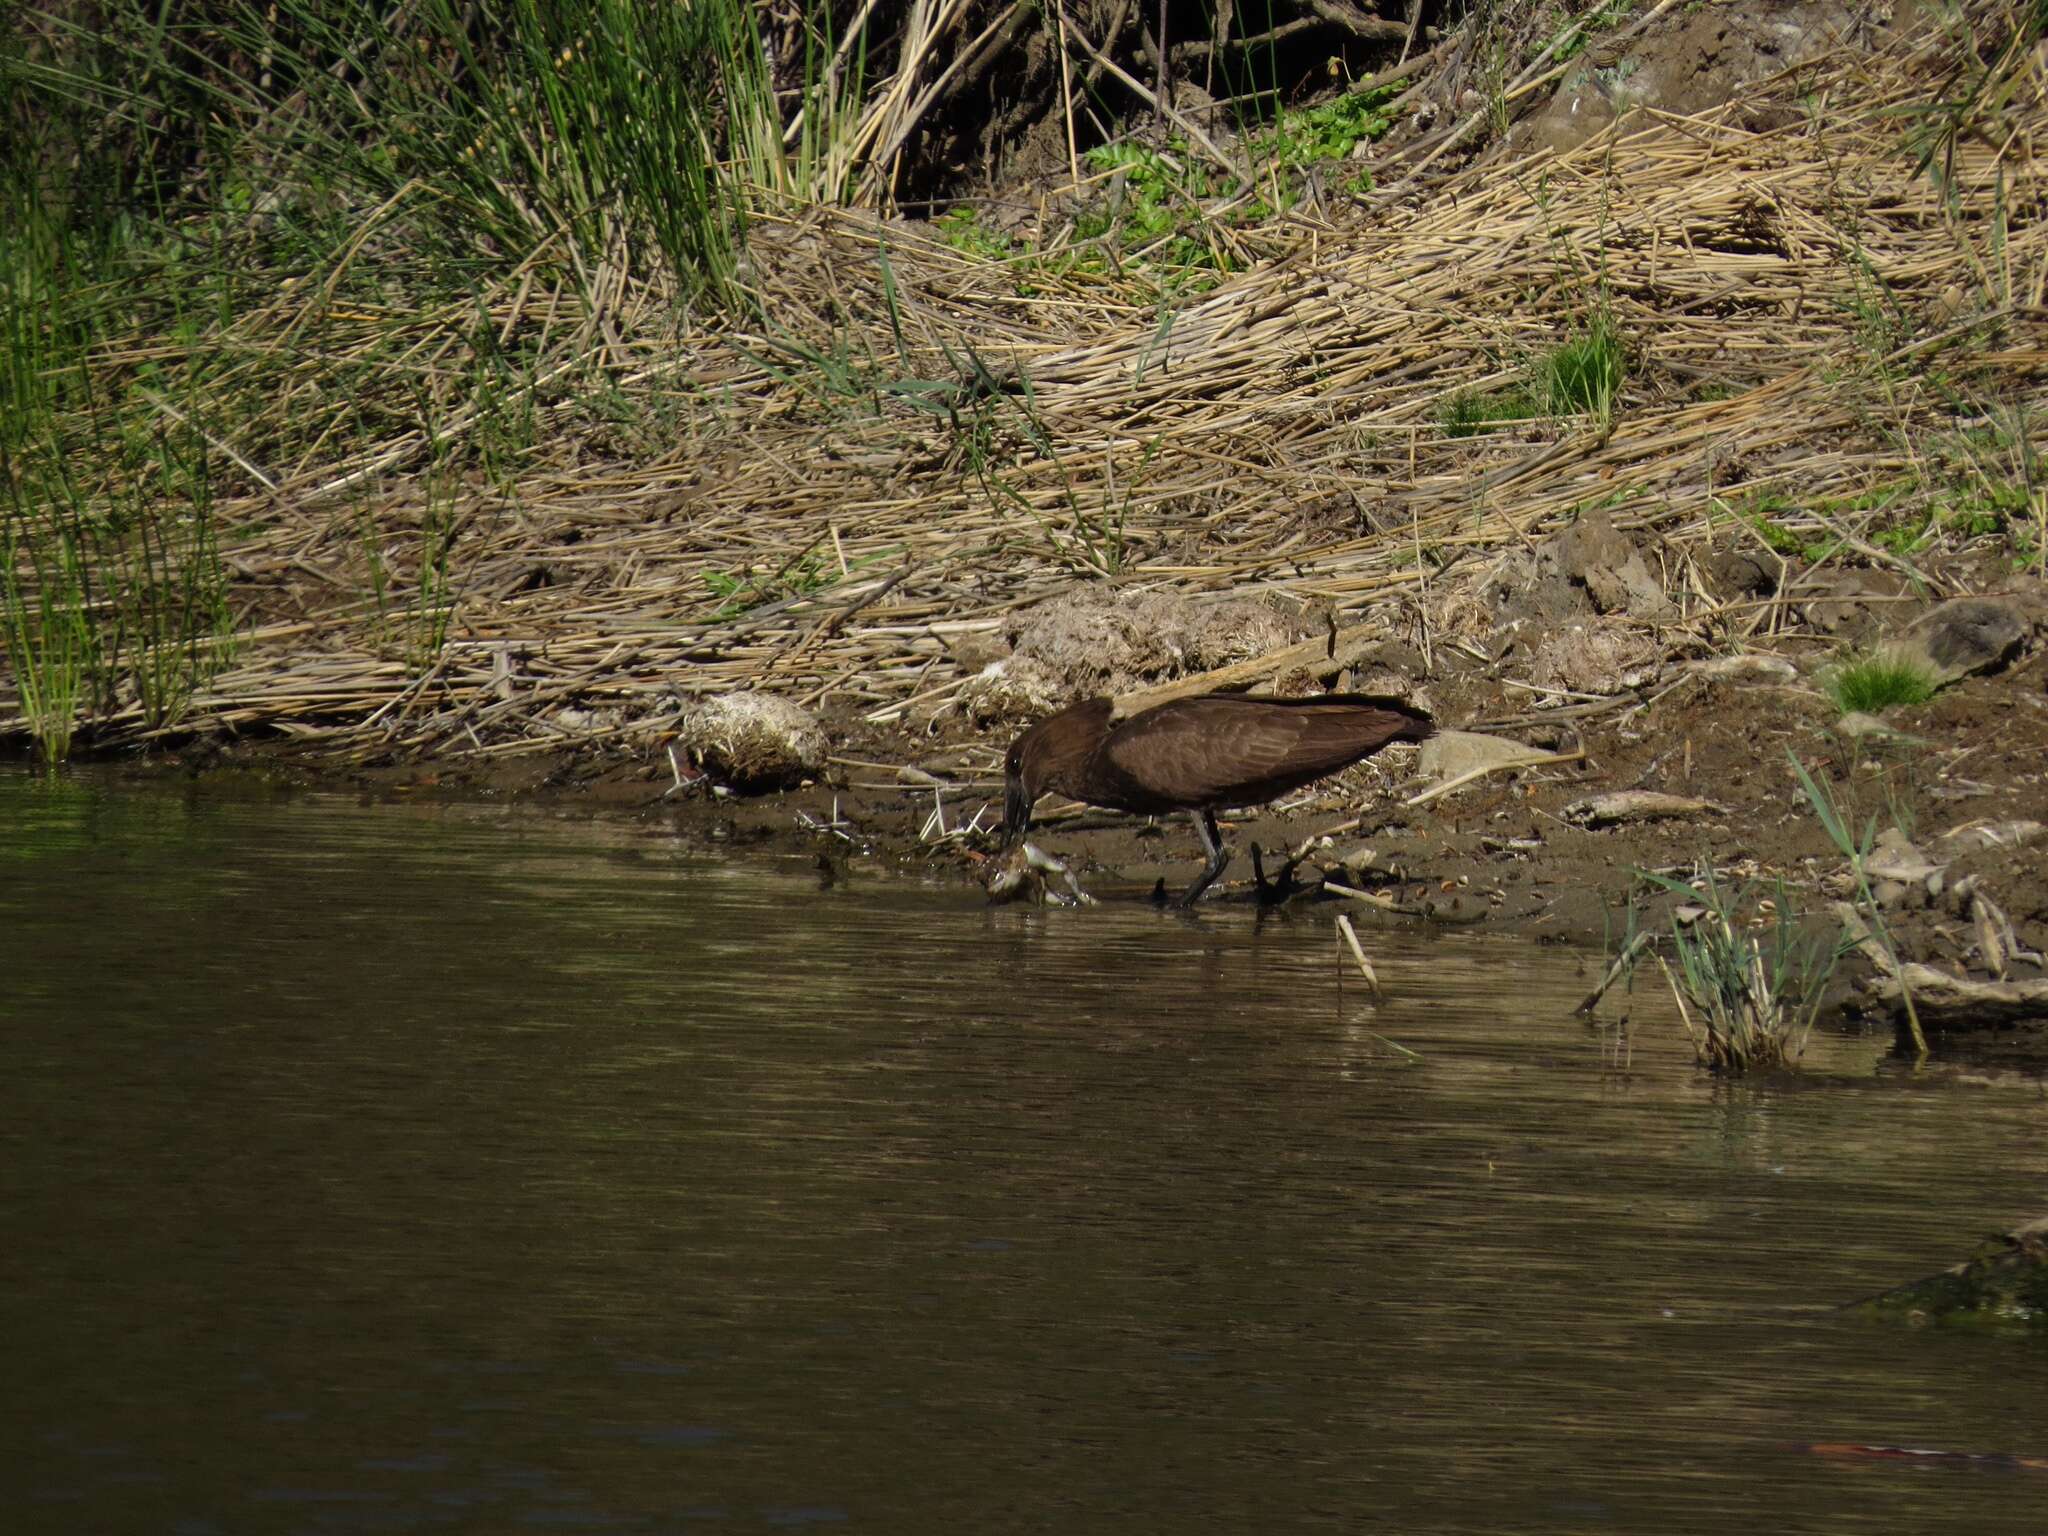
[1562, 791, 1725, 828]
[1574, 930, 1652, 1015]
[1859, 964, 2048, 1028]
[1302, 0, 1408, 42]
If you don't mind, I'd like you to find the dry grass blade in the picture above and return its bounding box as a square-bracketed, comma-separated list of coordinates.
[5, 6, 2045, 764]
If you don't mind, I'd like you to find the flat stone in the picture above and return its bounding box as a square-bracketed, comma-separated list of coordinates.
[1417, 730, 1558, 782]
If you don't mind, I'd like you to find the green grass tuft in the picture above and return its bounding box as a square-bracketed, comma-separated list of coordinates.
[1441, 386, 1537, 438]
[1540, 316, 1626, 426]
[1824, 653, 1940, 715]
[1637, 865, 1836, 1075]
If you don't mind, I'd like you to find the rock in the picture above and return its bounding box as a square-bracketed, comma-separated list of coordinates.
[1702, 547, 1777, 600]
[677, 692, 828, 791]
[1893, 597, 2028, 683]
[1464, 549, 1584, 626]
[1548, 507, 1674, 621]
[1561, 791, 1725, 828]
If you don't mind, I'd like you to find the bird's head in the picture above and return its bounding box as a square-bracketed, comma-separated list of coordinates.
[1001, 697, 1113, 847]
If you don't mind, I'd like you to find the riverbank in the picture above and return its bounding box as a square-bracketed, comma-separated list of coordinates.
[8, 2, 2048, 1054]
[102, 528, 2048, 1062]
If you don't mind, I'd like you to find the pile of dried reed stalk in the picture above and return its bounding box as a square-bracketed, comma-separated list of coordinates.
[7, 6, 2045, 768]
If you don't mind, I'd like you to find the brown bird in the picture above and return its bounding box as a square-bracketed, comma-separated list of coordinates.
[1003, 692, 1435, 908]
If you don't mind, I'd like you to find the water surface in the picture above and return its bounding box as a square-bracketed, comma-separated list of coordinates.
[3, 771, 2045, 1533]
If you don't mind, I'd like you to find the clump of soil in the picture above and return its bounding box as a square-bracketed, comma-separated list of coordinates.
[989, 588, 1317, 708]
[678, 692, 829, 790]
[1521, 0, 1876, 154]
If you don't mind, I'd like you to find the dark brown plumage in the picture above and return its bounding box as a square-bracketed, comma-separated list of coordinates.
[1003, 692, 1435, 907]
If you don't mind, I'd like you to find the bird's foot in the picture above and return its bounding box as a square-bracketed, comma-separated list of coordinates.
[1248, 842, 1310, 907]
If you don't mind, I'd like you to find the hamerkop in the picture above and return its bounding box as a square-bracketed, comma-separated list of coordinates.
[1003, 692, 1434, 908]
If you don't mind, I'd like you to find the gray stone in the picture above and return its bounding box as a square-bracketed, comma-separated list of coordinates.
[1896, 597, 2029, 683]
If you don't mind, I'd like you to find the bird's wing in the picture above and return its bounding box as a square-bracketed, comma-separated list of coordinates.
[1102, 698, 1424, 808]
[1100, 704, 1317, 807]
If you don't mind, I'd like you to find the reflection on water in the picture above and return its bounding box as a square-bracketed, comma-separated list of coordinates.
[2, 769, 2046, 1534]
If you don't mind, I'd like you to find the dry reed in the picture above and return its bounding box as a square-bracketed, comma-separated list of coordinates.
[6, 7, 2045, 767]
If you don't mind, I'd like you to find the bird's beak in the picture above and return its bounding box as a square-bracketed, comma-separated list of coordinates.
[1003, 775, 1032, 848]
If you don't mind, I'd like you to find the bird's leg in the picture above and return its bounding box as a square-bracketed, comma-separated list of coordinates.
[1175, 808, 1231, 908]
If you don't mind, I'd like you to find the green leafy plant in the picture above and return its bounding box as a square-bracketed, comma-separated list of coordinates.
[0, 517, 98, 767]
[703, 555, 834, 619]
[937, 207, 1015, 262]
[1552, 0, 1640, 62]
[1249, 90, 1397, 169]
[1639, 865, 1838, 1073]
[407, 451, 462, 669]
[1067, 87, 1402, 285]
[1789, 750, 1927, 1055]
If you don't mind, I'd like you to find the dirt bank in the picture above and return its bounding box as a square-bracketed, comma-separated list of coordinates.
[130, 519, 2048, 1063]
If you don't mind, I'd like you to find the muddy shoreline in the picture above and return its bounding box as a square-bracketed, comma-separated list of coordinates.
[106, 577, 2048, 1064]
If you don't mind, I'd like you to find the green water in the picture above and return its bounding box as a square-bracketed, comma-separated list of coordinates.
[2, 770, 2044, 1533]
